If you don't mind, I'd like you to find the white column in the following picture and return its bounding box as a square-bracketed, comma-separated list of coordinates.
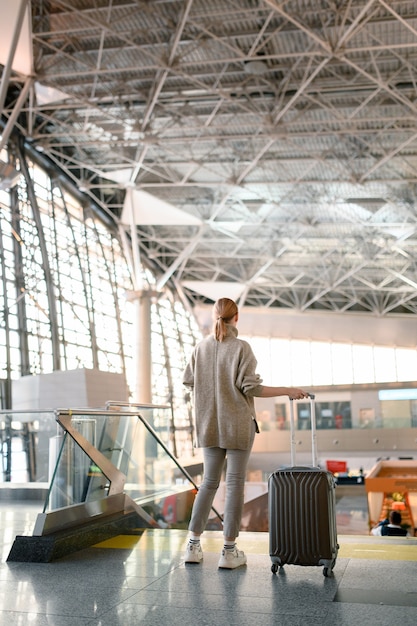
[128, 289, 158, 403]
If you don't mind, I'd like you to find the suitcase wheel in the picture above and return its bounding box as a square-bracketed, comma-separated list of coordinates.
[323, 558, 336, 577]
[271, 563, 279, 574]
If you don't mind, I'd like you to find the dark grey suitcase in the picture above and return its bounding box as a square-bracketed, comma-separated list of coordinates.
[268, 394, 338, 576]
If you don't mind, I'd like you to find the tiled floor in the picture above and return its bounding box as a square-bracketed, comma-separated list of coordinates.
[1, 499, 417, 625]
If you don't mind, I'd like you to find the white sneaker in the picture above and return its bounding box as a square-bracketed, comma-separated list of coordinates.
[218, 545, 247, 569]
[184, 541, 203, 563]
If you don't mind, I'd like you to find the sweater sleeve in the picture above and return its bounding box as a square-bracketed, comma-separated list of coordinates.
[236, 341, 264, 397]
[183, 352, 195, 389]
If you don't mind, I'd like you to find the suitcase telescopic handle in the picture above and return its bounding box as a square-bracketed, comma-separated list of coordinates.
[289, 393, 317, 467]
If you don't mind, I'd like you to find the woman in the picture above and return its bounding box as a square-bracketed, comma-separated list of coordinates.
[183, 297, 309, 569]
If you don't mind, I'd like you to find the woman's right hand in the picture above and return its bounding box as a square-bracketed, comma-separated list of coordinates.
[288, 388, 310, 400]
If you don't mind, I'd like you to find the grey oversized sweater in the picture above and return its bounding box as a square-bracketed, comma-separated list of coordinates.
[183, 325, 264, 450]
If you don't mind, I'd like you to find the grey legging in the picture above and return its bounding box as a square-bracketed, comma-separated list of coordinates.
[188, 423, 255, 539]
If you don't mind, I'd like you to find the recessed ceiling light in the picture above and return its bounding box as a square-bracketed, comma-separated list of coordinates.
[346, 198, 386, 212]
[244, 60, 268, 76]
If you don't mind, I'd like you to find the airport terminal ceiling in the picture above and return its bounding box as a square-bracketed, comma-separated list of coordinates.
[2, 0, 417, 316]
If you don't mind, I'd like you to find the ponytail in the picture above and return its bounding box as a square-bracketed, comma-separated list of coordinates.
[212, 298, 238, 342]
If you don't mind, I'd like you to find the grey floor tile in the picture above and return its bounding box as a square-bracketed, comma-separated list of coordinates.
[86, 603, 331, 626]
[0, 613, 90, 626]
[338, 558, 417, 593]
[324, 603, 417, 626]
[0, 581, 138, 619]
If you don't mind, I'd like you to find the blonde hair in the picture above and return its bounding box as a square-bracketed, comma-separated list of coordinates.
[212, 298, 238, 342]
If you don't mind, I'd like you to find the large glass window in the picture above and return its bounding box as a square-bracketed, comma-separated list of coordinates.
[395, 348, 417, 382]
[331, 343, 353, 384]
[352, 345, 374, 384]
[374, 346, 397, 383]
[244, 336, 417, 387]
[0, 150, 201, 459]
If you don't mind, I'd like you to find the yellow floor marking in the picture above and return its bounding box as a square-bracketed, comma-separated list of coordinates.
[94, 535, 142, 550]
[93, 530, 417, 561]
[338, 543, 417, 561]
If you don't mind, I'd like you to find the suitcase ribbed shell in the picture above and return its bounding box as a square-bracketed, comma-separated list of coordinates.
[268, 467, 338, 567]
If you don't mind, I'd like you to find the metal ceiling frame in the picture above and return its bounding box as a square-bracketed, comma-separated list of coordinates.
[1, 0, 417, 315]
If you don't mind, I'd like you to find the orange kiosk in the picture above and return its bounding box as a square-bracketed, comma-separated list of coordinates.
[365, 459, 417, 535]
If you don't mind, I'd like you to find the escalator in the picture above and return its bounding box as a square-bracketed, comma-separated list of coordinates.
[7, 402, 222, 562]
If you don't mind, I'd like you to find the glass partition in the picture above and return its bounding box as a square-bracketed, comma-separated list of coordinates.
[256, 396, 417, 432]
[0, 410, 58, 483]
[43, 405, 215, 530]
[296, 401, 352, 430]
[1, 405, 222, 531]
[256, 401, 353, 432]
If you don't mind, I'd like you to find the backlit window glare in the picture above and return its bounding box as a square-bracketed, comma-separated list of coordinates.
[243, 336, 417, 386]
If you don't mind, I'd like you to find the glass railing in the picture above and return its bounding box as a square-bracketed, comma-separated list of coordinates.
[44, 404, 207, 529]
[0, 404, 222, 536]
[0, 409, 58, 483]
[256, 398, 417, 432]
